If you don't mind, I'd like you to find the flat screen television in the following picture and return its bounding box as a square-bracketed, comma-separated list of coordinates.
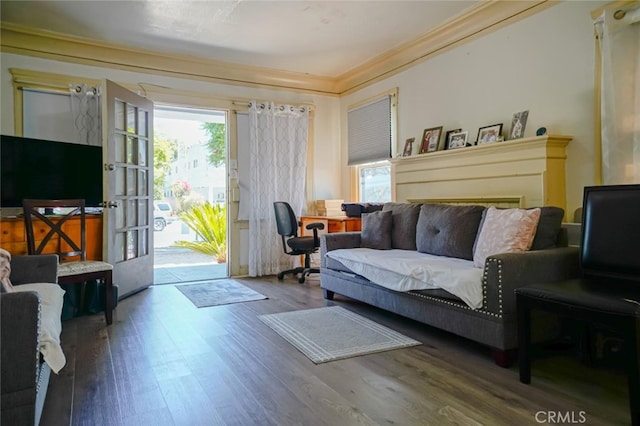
[1, 135, 103, 208]
[581, 184, 640, 282]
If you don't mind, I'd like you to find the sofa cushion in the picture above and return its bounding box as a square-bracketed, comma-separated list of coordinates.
[530, 206, 565, 250]
[382, 203, 421, 250]
[416, 204, 485, 260]
[361, 210, 392, 250]
[473, 206, 541, 268]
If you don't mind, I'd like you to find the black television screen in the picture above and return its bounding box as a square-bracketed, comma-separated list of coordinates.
[581, 184, 640, 282]
[1, 135, 103, 208]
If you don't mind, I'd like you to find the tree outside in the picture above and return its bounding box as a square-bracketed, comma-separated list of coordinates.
[202, 122, 225, 168]
[153, 134, 177, 200]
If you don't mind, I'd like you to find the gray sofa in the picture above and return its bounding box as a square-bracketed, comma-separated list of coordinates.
[320, 202, 580, 366]
[1, 254, 59, 425]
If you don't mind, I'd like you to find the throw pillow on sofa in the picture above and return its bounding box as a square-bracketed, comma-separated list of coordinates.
[472, 206, 565, 254]
[473, 206, 541, 268]
[361, 210, 393, 250]
[416, 204, 485, 260]
[530, 206, 565, 250]
[382, 202, 421, 250]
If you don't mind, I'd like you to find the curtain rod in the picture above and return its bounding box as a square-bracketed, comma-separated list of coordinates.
[231, 100, 314, 111]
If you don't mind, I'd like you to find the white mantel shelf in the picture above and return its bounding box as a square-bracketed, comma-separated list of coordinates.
[390, 134, 572, 214]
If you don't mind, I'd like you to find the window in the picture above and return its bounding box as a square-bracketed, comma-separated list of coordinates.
[347, 89, 397, 202]
[359, 162, 391, 203]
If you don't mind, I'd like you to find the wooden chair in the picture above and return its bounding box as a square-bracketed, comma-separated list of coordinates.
[22, 199, 114, 325]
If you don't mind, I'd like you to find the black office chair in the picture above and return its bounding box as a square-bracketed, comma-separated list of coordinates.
[273, 201, 325, 283]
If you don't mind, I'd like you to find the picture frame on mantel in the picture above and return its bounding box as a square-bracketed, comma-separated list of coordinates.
[509, 110, 529, 140]
[447, 131, 468, 149]
[477, 123, 503, 144]
[402, 137, 415, 157]
[419, 126, 443, 154]
[443, 129, 461, 150]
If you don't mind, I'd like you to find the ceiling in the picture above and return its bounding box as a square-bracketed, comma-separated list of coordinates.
[0, 0, 477, 78]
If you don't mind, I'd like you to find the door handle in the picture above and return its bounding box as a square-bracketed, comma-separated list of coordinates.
[105, 163, 116, 171]
[100, 201, 119, 208]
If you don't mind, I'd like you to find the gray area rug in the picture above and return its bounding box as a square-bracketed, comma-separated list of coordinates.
[176, 279, 267, 308]
[259, 306, 421, 364]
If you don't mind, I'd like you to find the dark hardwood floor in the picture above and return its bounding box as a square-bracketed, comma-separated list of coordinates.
[41, 276, 630, 425]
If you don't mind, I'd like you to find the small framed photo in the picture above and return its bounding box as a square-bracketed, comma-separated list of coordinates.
[509, 110, 529, 140]
[443, 129, 462, 150]
[447, 131, 468, 149]
[419, 126, 443, 154]
[477, 123, 503, 145]
[402, 137, 415, 157]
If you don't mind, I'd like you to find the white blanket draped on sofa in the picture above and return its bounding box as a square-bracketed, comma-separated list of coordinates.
[326, 248, 483, 309]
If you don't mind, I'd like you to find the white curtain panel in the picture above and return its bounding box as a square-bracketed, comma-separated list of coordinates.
[595, 7, 640, 184]
[70, 84, 102, 146]
[248, 102, 309, 276]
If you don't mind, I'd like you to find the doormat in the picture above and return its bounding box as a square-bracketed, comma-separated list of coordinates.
[259, 306, 421, 364]
[176, 279, 267, 308]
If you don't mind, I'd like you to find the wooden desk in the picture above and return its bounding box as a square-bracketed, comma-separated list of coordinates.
[299, 215, 361, 236]
[0, 215, 103, 260]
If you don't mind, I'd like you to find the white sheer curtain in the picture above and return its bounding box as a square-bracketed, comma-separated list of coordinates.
[248, 101, 309, 276]
[594, 6, 640, 184]
[70, 83, 102, 146]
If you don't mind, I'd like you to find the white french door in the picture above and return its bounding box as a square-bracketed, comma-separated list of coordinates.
[102, 80, 154, 297]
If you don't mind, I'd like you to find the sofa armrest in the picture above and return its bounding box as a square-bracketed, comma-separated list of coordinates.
[1, 291, 40, 421]
[10, 255, 58, 285]
[320, 232, 362, 267]
[482, 247, 580, 316]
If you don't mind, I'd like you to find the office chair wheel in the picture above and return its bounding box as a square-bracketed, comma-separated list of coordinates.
[298, 276, 306, 284]
[277, 272, 284, 280]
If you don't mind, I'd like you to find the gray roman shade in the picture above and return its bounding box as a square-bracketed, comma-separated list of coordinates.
[348, 95, 392, 165]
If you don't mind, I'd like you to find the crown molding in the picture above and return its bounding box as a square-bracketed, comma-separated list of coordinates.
[336, 0, 555, 94]
[1, 1, 554, 96]
[0, 23, 339, 96]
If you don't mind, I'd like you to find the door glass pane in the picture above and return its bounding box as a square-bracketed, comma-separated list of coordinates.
[127, 105, 136, 133]
[140, 229, 148, 256]
[115, 202, 125, 228]
[139, 110, 148, 137]
[138, 138, 147, 166]
[115, 101, 125, 131]
[115, 133, 126, 163]
[127, 199, 137, 226]
[138, 170, 148, 196]
[139, 200, 148, 226]
[126, 137, 134, 164]
[127, 230, 138, 259]
[115, 232, 125, 262]
[115, 167, 126, 196]
[126, 168, 137, 196]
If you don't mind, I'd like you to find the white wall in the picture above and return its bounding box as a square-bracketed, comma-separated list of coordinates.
[341, 1, 605, 216]
[0, 52, 343, 202]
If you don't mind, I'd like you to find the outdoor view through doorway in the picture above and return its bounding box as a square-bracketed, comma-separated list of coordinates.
[153, 106, 228, 284]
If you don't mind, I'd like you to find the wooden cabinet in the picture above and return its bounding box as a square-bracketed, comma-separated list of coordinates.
[0, 215, 103, 260]
[299, 216, 361, 236]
